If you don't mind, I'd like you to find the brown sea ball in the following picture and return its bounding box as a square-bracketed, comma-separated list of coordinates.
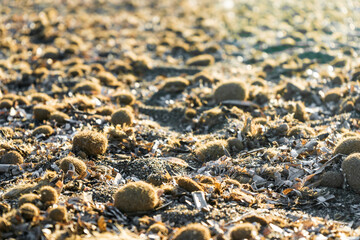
[0, 217, 10, 232]
[14, 96, 30, 106]
[334, 137, 360, 155]
[324, 88, 342, 103]
[342, 153, 360, 193]
[331, 74, 346, 85]
[97, 71, 119, 86]
[186, 54, 215, 67]
[32, 125, 54, 137]
[42, 46, 59, 59]
[18, 193, 40, 206]
[195, 140, 229, 161]
[199, 108, 224, 128]
[193, 72, 214, 84]
[320, 171, 344, 188]
[1, 94, 17, 101]
[227, 137, 244, 152]
[160, 77, 189, 93]
[50, 111, 70, 124]
[131, 55, 152, 74]
[114, 181, 158, 213]
[287, 125, 315, 138]
[72, 130, 108, 155]
[176, 177, 203, 192]
[59, 156, 87, 177]
[91, 63, 105, 72]
[112, 91, 136, 105]
[33, 105, 56, 121]
[287, 102, 308, 122]
[0, 151, 23, 164]
[185, 108, 197, 120]
[73, 81, 101, 95]
[251, 78, 267, 87]
[172, 223, 211, 240]
[243, 215, 268, 226]
[0, 127, 14, 138]
[31, 93, 52, 103]
[111, 108, 134, 127]
[147, 172, 171, 186]
[253, 117, 268, 126]
[230, 223, 258, 240]
[19, 203, 40, 221]
[272, 123, 289, 136]
[96, 106, 115, 116]
[199, 176, 215, 184]
[0, 99, 12, 109]
[214, 81, 248, 103]
[49, 206, 67, 222]
[39, 186, 58, 204]
[147, 223, 168, 235]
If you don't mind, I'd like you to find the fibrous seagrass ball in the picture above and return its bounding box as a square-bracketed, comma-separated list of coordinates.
[72, 95, 96, 110]
[96, 106, 115, 116]
[160, 77, 189, 93]
[193, 72, 214, 84]
[243, 215, 268, 226]
[0, 217, 10, 232]
[230, 223, 258, 240]
[18, 193, 40, 206]
[342, 153, 360, 193]
[195, 140, 229, 161]
[272, 123, 289, 136]
[0, 127, 14, 138]
[342, 132, 359, 139]
[0, 99, 12, 109]
[30, 93, 52, 103]
[73, 81, 101, 95]
[49, 206, 67, 222]
[186, 54, 215, 66]
[39, 186, 58, 204]
[214, 81, 248, 103]
[33, 105, 56, 121]
[147, 223, 168, 235]
[72, 130, 108, 155]
[334, 137, 360, 155]
[340, 100, 354, 113]
[112, 91, 136, 105]
[49, 111, 70, 124]
[59, 156, 87, 177]
[227, 137, 244, 152]
[42, 46, 59, 59]
[324, 88, 342, 103]
[320, 171, 344, 188]
[253, 117, 268, 126]
[19, 203, 40, 221]
[114, 181, 158, 213]
[90, 63, 104, 72]
[111, 108, 134, 127]
[185, 108, 197, 120]
[0, 151, 23, 164]
[199, 176, 215, 184]
[287, 125, 315, 138]
[287, 102, 308, 122]
[147, 172, 171, 186]
[199, 108, 224, 127]
[173, 223, 211, 240]
[32, 125, 54, 137]
[97, 71, 119, 86]
[14, 96, 30, 106]
[176, 177, 203, 192]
